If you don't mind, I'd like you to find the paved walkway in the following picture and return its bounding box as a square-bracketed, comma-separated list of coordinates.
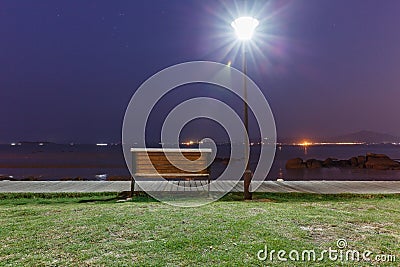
[0, 180, 399, 194]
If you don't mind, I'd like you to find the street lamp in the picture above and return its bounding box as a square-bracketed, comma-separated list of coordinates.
[231, 17, 259, 40]
[231, 16, 259, 200]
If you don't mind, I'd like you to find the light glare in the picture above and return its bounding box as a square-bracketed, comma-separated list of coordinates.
[231, 16, 259, 40]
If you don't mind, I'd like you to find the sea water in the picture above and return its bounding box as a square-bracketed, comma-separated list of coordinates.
[0, 143, 399, 181]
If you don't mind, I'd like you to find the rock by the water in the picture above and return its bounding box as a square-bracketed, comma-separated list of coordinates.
[322, 158, 335, 167]
[350, 157, 358, 167]
[366, 153, 389, 159]
[306, 159, 323, 169]
[365, 154, 400, 170]
[357, 156, 366, 168]
[285, 158, 306, 169]
[285, 153, 400, 170]
[336, 160, 351, 168]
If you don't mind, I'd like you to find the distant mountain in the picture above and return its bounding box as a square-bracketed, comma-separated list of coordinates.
[327, 130, 400, 143]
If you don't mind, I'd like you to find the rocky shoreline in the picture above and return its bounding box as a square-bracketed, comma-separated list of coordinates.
[286, 153, 400, 170]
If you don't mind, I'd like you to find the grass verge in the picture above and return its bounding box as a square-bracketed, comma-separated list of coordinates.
[0, 193, 398, 266]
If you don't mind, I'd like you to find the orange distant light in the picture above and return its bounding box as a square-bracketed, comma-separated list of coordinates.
[299, 141, 311, 146]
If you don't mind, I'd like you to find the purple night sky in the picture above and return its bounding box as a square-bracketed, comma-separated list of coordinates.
[1, 0, 399, 143]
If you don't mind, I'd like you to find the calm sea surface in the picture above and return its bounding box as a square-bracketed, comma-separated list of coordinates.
[0, 144, 399, 181]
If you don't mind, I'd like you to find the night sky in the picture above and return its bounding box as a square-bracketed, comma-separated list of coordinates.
[1, 0, 399, 144]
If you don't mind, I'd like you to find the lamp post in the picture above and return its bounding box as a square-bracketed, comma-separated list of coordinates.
[231, 16, 259, 200]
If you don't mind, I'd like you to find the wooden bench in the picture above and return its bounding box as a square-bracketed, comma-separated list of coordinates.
[130, 148, 212, 193]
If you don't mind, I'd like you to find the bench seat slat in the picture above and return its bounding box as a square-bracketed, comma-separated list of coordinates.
[135, 152, 205, 157]
[135, 173, 209, 177]
[135, 161, 207, 166]
[136, 167, 208, 171]
[136, 159, 204, 163]
[131, 148, 212, 153]
[137, 170, 208, 175]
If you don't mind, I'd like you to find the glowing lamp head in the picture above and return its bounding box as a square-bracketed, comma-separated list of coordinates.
[231, 16, 259, 40]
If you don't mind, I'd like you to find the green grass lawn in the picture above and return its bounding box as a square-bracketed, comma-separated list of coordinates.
[0, 193, 398, 266]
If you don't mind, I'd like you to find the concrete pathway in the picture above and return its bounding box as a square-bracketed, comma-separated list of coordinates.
[0, 180, 399, 194]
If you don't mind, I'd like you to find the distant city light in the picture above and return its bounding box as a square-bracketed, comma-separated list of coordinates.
[227, 60, 232, 67]
[10, 143, 16, 146]
[181, 140, 196, 146]
[299, 141, 311, 146]
[96, 143, 108, 146]
[294, 141, 365, 146]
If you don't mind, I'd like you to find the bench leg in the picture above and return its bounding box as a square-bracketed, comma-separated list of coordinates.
[130, 177, 135, 198]
[207, 176, 211, 198]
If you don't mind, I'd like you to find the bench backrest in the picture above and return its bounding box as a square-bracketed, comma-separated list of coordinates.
[131, 148, 212, 179]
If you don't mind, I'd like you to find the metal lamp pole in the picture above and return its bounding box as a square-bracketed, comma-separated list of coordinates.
[231, 16, 259, 200]
[242, 42, 252, 200]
